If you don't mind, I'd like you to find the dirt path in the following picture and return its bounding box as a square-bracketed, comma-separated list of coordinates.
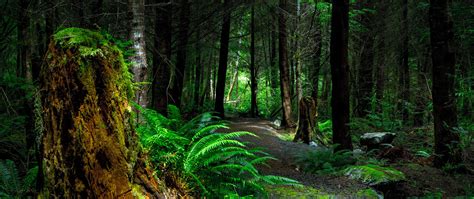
[220, 117, 368, 195]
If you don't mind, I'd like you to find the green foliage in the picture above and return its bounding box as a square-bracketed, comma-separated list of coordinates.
[295, 147, 355, 175]
[0, 160, 37, 198]
[343, 164, 405, 186]
[136, 105, 300, 197]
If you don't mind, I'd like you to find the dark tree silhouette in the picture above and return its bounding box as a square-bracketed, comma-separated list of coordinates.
[215, 0, 231, 118]
[430, 0, 461, 168]
[330, 0, 352, 150]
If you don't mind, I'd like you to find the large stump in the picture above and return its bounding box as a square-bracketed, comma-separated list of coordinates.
[293, 97, 317, 144]
[39, 28, 167, 198]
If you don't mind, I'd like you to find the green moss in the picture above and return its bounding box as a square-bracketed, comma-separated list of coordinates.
[356, 189, 380, 199]
[265, 185, 335, 199]
[54, 27, 106, 48]
[344, 164, 406, 186]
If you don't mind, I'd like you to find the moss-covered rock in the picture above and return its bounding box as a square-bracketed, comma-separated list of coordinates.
[343, 164, 406, 186]
[40, 27, 167, 198]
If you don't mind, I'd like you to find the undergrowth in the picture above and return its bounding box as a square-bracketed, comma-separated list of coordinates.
[136, 104, 300, 197]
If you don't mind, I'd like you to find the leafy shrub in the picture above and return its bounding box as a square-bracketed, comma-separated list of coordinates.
[343, 164, 405, 186]
[136, 105, 300, 197]
[295, 147, 355, 175]
[0, 160, 37, 198]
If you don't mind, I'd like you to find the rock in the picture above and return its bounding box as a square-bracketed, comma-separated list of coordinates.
[309, 141, 318, 148]
[273, 119, 282, 128]
[360, 132, 396, 150]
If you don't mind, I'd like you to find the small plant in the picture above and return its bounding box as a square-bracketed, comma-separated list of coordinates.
[0, 160, 37, 198]
[343, 164, 405, 186]
[136, 105, 300, 197]
[295, 147, 355, 175]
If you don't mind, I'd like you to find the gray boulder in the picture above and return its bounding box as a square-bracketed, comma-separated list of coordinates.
[360, 132, 396, 150]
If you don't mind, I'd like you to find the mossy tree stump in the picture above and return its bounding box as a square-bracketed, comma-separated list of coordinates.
[293, 96, 327, 145]
[293, 97, 317, 144]
[39, 28, 167, 198]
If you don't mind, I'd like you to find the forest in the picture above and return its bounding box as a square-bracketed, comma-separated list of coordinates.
[0, 0, 473, 198]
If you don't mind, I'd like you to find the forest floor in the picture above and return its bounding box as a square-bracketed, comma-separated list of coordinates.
[220, 117, 372, 198]
[220, 117, 474, 198]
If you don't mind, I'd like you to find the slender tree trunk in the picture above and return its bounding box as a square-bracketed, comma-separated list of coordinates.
[430, 0, 461, 167]
[193, 27, 202, 112]
[215, 0, 231, 118]
[399, 0, 410, 125]
[170, 0, 190, 107]
[270, 14, 279, 90]
[278, 0, 293, 127]
[311, 4, 322, 107]
[375, 1, 386, 114]
[250, 4, 259, 117]
[129, 0, 149, 108]
[414, 47, 430, 126]
[152, 0, 172, 115]
[355, 0, 375, 118]
[330, 0, 352, 150]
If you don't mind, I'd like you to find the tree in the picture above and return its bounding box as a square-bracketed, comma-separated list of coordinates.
[429, 0, 461, 168]
[310, 4, 322, 104]
[330, 0, 352, 150]
[152, 0, 172, 115]
[399, 0, 410, 125]
[129, 0, 148, 108]
[39, 29, 167, 197]
[250, 4, 259, 117]
[355, 0, 375, 118]
[278, 0, 293, 127]
[170, 0, 190, 107]
[215, 0, 231, 118]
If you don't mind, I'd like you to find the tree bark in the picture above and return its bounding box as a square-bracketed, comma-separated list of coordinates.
[40, 29, 169, 197]
[250, 4, 259, 117]
[278, 0, 293, 127]
[170, 0, 190, 107]
[293, 97, 316, 144]
[129, 0, 149, 108]
[311, 4, 322, 108]
[355, 0, 375, 118]
[330, 0, 352, 150]
[375, 1, 386, 114]
[399, 0, 410, 125]
[429, 0, 461, 167]
[215, 0, 231, 118]
[152, 0, 172, 115]
[193, 27, 202, 112]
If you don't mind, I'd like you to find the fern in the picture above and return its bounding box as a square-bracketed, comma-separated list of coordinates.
[295, 147, 355, 175]
[136, 105, 301, 197]
[0, 160, 37, 198]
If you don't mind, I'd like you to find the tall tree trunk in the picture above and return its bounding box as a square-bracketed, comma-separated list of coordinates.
[250, 4, 259, 117]
[375, 1, 386, 114]
[330, 0, 352, 150]
[40, 29, 170, 197]
[429, 0, 461, 168]
[129, 0, 149, 108]
[355, 0, 375, 118]
[311, 4, 322, 107]
[270, 13, 279, 90]
[414, 47, 430, 126]
[215, 0, 231, 118]
[170, 0, 190, 107]
[278, 0, 293, 127]
[399, 0, 410, 125]
[152, 0, 172, 115]
[193, 27, 202, 112]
